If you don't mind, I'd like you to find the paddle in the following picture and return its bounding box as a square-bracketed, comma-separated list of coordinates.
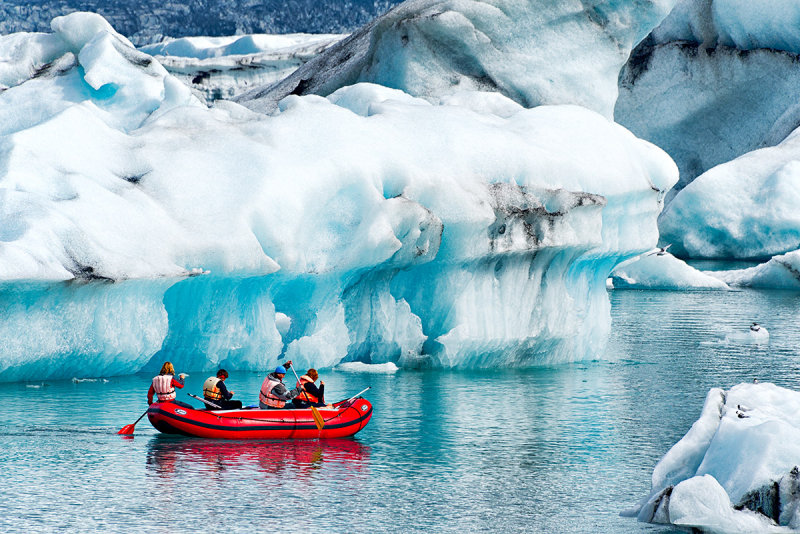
[337, 386, 371, 408]
[289, 365, 325, 430]
[117, 408, 149, 435]
[188, 393, 222, 409]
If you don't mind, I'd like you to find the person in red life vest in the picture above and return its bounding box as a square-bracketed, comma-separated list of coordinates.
[259, 361, 303, 409]
[203, 369, 242, 410]
[147, 361, 192, 408]
[292, 368, 328, 408]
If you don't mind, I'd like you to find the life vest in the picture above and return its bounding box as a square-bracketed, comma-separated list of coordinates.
[259, 375, 285, 408]
[152, 374, 176, 401]
[296, 375, 319, 403]
[203, 377, 223, 401]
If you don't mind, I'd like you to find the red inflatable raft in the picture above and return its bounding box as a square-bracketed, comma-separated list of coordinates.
[147, 398, 372, 439]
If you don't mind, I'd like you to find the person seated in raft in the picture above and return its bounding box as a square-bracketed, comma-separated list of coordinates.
[148, 361, 192, 409]
[292, 368, 328, 408]
[259, 361, 303, 409]
[203, 369, 242, 410]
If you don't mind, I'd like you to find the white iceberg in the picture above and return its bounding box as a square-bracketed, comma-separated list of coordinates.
[0, 11, 677, 379]
[708, 250, 800, 290]
[659, 130, 800, 260]
[632, 382, 800, 532]
[237, 0, 679, 118]
[611, 251, 729, 290]
[616, 0, 800, 199]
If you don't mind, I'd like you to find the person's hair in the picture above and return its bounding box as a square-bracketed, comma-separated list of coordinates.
[217, 369, 229, 379]
[307, 368, 318, 381]
[160, 362, 175, 375]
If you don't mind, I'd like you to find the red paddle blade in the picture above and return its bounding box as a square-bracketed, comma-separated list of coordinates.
[117, 424, 136, 435]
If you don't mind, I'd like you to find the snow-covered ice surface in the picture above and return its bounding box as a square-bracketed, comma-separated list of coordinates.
[611, 251, 729, 290]
[659, 129, 800, 260]
[0, 12, 678, 380]
[139, 33, 344, 103]
[615, 0, 800, 199]
[237, 0, 678, 118]
[632, 382, 800, 533]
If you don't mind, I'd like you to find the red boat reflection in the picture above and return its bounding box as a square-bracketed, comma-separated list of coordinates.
[146, 436, 371, 480]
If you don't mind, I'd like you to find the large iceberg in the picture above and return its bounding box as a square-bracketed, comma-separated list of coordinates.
[237, 0, 678, 118]
[0, 10, 677, 380]
[659, 128, 800, 260]
[631, 382, 800, 532]
[615, 0, 800, 199]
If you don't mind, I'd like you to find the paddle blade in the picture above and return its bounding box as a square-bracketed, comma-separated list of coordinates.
[311, 406, 325, 430]
[117, 424, 136, 435]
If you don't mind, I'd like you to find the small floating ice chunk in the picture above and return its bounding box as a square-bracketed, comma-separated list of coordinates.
[72, 377, 109, 383]
[335, 362, 399, 374]
[724, 323, 769, 344]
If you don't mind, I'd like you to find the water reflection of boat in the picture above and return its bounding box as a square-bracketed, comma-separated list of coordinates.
[147, 398, 372, 439]
[145, 436, 371, 478]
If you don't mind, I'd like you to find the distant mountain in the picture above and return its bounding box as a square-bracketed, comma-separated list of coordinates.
[0, 0, 401, 45]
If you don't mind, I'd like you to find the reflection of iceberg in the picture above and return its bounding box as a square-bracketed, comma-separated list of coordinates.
[145, 436, 370, 478]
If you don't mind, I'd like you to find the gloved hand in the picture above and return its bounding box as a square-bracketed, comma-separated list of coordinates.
[284, 360, 292, 369]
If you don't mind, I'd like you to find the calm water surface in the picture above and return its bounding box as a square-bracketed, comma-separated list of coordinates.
[3, 289, 800, 533]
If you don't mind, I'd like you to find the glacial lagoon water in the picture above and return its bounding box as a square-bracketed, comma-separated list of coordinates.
[3, 288, 800, 533]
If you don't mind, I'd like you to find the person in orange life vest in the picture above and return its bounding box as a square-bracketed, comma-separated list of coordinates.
[259, 361, 303, 409]
[203, 369, 242, 410]
[292, 368, 328, 408]
[147, 361, 192, 408]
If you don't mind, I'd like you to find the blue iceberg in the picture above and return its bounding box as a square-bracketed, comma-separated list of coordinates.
[0, 8, 678, 380]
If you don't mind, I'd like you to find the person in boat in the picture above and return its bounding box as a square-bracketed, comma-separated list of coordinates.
[292, 368, 327, 408]
[147, 361, 191, 408]
[259, 361, 303, 409]
[203, 369, 242, 410]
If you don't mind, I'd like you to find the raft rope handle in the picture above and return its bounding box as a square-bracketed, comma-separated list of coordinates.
[215, 395, 369, 425]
